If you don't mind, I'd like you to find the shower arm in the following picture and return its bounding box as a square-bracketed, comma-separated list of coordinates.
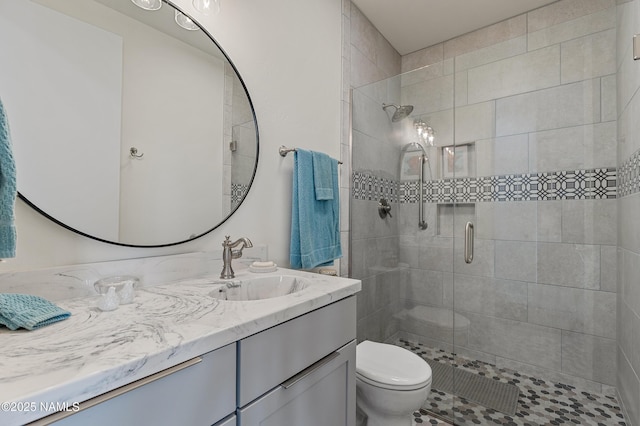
[418, 154, 428, 230]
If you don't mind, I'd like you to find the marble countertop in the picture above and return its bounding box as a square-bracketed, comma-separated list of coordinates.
[0, 254, 360, 425]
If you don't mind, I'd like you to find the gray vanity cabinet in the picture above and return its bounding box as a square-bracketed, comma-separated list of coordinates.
[35, 343, 236, 426]
[237, 296, 356, 426]
[238, 340, 355, 426]
[28, 296, 357, 426]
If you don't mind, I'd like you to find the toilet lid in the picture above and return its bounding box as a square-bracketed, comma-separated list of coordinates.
[356, 341, 432, 390]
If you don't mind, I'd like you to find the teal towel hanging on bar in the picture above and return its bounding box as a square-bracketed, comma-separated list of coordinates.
[290, 149, 342, 269]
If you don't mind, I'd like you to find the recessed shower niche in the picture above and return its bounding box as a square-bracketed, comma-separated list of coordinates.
[436, 203, 475, 237]
[438, 142, 476, 179]
[434, 141, 476, 237]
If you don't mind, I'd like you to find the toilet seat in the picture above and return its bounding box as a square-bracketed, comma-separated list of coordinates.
[356, 341, 432, 391]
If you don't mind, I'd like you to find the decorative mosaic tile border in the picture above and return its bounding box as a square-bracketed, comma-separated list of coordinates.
[352, 172, 398, 203]
[618, 148, 640, 197]
[354, 169, 617, 204]
[402, 168, 617, 203]
[231, 183, 249, 207]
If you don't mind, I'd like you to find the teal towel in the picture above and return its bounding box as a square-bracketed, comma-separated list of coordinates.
[312, 151, 334, 200]
[0, 294, 71, 331]
[0, 98, 17, 259]
[290, 149, 342, 269]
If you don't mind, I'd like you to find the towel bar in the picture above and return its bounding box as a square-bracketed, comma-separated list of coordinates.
[279, 145, 343, 164]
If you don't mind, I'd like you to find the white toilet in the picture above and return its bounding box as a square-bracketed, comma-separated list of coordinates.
[355, 340, 432, 426]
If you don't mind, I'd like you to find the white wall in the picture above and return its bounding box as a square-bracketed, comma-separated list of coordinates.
[1, 0, 342, 271]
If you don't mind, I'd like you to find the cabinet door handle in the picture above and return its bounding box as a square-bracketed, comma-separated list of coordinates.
[281, 351, 340, 389]
[29, 357, 203, 425]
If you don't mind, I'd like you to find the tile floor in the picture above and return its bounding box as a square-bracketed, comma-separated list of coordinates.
[396, 339, 628, 426]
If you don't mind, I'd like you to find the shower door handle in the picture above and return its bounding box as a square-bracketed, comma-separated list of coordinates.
[464, 222, 474, 264]
[418, 154, 428, 230]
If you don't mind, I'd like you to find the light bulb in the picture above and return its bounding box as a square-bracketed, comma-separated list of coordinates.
[414, 120, 435, 146]
[427, 127, 435, 145]
[130, 0, 162, 11]
[175, 10, 199, 30]
[193, 0, 221, 15]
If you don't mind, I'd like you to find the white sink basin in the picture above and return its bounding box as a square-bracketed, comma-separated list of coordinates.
[211, 275, 310, 301]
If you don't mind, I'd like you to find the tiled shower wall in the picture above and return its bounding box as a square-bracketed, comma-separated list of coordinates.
[343, 1, 404, 342]
[395, 0, 618, 393]
[616, 0, 640, 424]
[349, 0, 621, 394]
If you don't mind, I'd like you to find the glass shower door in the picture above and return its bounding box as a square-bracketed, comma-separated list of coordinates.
[350, 65, 456, 424]
[447, 70, 534, 424]
[393, 64, 463, 424]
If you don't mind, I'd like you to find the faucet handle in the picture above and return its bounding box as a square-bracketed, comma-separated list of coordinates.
[223, 236, 231, 247]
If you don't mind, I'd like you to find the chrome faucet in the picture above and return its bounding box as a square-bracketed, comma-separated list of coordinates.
[220, 236, 253, 279]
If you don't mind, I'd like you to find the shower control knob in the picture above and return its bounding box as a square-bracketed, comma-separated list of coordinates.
[378, 198, 392, 219]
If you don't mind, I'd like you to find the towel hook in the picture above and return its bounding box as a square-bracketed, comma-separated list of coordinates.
[130, 147, 144, 159]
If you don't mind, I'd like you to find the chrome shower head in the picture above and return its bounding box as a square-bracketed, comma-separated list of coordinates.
[382, 103, 414, 122]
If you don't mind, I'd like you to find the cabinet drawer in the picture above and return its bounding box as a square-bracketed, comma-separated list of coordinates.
[31, 343, 236, 426]
[238, 296, 356, 406]
[238, 340, 356, 426]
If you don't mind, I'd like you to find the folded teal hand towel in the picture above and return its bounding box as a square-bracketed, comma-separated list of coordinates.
[0, 294, 71, 331]
[290, 149, 342, 269]
[312, 151, 334, 200]
[0, 98, 17, 259]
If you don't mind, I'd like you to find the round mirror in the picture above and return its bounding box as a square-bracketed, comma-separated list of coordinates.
[0, 0, 258, 247]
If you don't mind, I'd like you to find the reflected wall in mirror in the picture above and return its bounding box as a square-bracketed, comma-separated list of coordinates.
[0, 0, 258, 246]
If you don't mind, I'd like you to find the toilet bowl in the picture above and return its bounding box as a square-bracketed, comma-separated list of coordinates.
[356, 340, 432, 426]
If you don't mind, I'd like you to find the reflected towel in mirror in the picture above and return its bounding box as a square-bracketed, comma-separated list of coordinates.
[0, 98, 16, 259]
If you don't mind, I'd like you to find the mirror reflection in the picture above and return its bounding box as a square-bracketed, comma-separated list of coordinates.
[0, 0, 258, 247]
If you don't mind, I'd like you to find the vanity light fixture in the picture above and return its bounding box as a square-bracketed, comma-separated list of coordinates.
[193, 0, 221, 15]
[130, 0, 214, 32]
[130, 0, 162, 11]
[414, 120, 435, 146]
[175, 10, 199, 31]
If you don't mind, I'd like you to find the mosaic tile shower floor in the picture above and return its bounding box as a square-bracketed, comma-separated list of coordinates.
[395, 339, 627, 426]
